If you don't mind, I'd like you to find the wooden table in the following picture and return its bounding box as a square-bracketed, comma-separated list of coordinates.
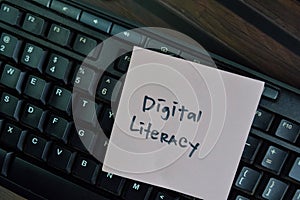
[80, 0, 300, 88]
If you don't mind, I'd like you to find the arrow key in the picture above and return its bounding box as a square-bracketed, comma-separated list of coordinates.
[80, 12, 112, 33]
[155, 192, 179, 200]
[50, 0, 81, 20]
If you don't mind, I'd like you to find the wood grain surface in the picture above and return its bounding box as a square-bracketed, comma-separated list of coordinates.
[79, 0, 300, 88]
[0, 185, 26, 200]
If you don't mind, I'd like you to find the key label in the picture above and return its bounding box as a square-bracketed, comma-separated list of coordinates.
[7, 126, 13, 133]
[57, 148, 63, 155]
[3, 36, 10, 43]
[32, 138, 38, 145]
[93, 19, 98, 24]
[270, 149, 276, 154]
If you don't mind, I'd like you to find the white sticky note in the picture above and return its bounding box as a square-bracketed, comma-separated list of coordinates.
[103, 47, 264, 200]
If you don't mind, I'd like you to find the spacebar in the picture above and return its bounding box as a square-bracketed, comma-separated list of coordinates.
[7, 157, 108, 200]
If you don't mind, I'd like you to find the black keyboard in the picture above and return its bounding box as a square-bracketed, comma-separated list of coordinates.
[0, 0, 299, 200]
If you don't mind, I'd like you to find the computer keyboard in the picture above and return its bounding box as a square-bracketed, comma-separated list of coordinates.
[0, 0, 299, 200]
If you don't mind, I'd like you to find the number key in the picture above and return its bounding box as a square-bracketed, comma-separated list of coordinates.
[242, 136, 261, 163]
[0, 33, 20, 61]
[21, 43, 46, 71]
[45, 54, 71, 83]
[97, 75, 121, 102]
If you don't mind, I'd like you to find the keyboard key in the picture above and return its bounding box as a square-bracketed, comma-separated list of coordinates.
[0, 33, 20, 61]
[123, 181, 153, 200]
[293, 190, 300, 200]
[70, 128, 96, 152]
[261, 146, 288, 173]
[48, 86, 72, 114]
[74, 97, 101, 126]
[23, 134, 48, 161]
[242, 136, 261, 163]
[0, 148, 6, 171]
[72, 156, 99, 184]
[0, 92, 19, 119]
[73, 66, 97, 94]
[45, 114, 71, 143]
[289, 157, 300, 182]
[180, 51, 214, 67]
[47, 24, 71, 46]
[0, 4, 20, 25]
[100, 107, 114, 136]
[24, 75, 48, 102]
[73, 34, 98, 58]
[0, 64, 24, 92]
[21, 103, 44, 130]
[236, 195, 249, 200]
[47, 144, 74, 173]
[262, 86, 279, 100]
[97, 75, 121, 102]
[275, 119, 299, 143]
[155, 192, 179, 200]
[262, 178, 288, 200]
[0, 123, 23, 150]
[21, 43, 46, 71]
[7, 157, 110, 200]
[45, 54, 71, 83]
[252, 109, 274, 131]
[235, 167, 261, 194]
[111, 25, 144, 44]
[146, 39, 180, 55]
[32, 0, 51, 7]
[50, 0, 81, 20]
[115, 52, 131, 73]
[22, 13, 45, 35]
[97, 172, 125, 195]
[80, 12, 112, 33]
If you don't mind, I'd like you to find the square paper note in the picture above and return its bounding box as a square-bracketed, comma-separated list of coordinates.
[103, 47, 264, 200]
